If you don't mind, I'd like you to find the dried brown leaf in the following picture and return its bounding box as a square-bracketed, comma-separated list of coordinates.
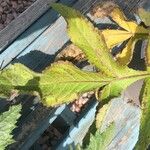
[55, 44, 85, 62]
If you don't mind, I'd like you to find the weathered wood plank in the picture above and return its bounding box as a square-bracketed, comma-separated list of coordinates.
[18, 104, 76, 150]
[105, 97, 140, 150]
[0, 0, 76, 69]
[0, 0, 58, 53]
[56, 100, 98, 150]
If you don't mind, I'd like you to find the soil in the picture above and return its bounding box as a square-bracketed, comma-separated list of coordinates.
[0, 0, 37, 31]
[36, 125, 62, 150]
[9, 104, 53, 149]
[70, 91, 94, 113]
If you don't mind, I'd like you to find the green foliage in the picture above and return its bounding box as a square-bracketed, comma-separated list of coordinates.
[52, 3, 130, 77]
[51, 3, 150, 104]
[134, 79, 150, 150]
[0, 104, 21, 149]
[1, 61, 149, 106]
[0, 3, 149, 107]
[96, 103, 111, 129]
[40, 62, 150, 106]
[40, 62, 112, 106]
[0, 63, 40, 98]
[51, 3, 150, 149]
[0, 2, 150, 150]
[138, 8, 150, 27]
[85, 123, 115, 150]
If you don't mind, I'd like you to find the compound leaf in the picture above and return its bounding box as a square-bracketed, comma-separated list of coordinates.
[102, 7, 148, 50]
[0, 104, 21, 149]
[134, 78, 150, 150]
[1, 61, 150, 107]
[52, 3, 127, 77]
[40, 61, 150, 106]
[101, 7, 149, 65]
[40, 62, 112, 106]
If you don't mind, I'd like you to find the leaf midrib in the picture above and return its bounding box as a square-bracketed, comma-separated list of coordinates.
[40, 72, 150, 85]
[2, 72, 150, 88]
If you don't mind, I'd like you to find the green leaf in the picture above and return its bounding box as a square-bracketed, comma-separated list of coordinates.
[40, 62, 112, 106]
[40, 61, 150, 107]
[0, 63, 40, 98]
[52, 3, 129, 77]
[134, 78, 150, 150]
[0, 104, 21, 149]
[96, 103, 111, 129]
[96, 70, 150, 101]
[138, 8, 150, 26]
[145, 38, 150, 71]
[2, 62, 150, 107]
[85, 123, 115, 150]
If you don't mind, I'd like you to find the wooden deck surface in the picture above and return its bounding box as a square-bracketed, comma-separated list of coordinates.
[0, 0, 148, 149]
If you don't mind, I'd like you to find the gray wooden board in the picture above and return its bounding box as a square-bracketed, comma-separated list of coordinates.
[0, 0, 76, 69]
[0, 0, 58, 53]
[56, 101, 98, 150]
[103, 96, 141, 150]
[18, 104, 76, 150]
[56, 82, 143, 150]
[9, 104, 65, 149]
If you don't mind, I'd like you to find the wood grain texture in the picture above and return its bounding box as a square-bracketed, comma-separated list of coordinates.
[57, 101, 98, 150]
[0, 0, 58, 53]
[105, 98, 140, 150]
[0, 0, 75, 69]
